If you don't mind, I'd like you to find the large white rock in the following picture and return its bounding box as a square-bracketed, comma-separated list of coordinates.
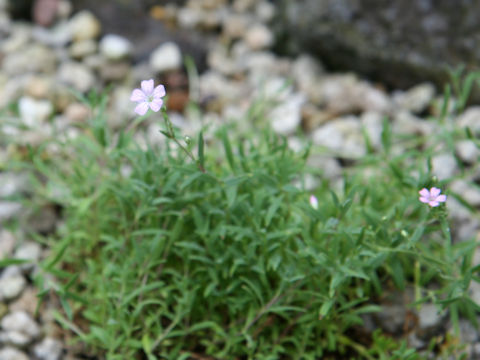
[0, 347, 29, 360]
[312, 116, 366, 158]
[68, 10, 101, 41]
[18, 97, 53, 127]
[34, 337, 64, 360]
[150, 42, 182, 73]
[57, 62, 95, 93]
[393, 82, 435, 114]
[0, 274, 26, 301]
[457, 106, 480, 134]
[0, 311, 40, 345]
[99, 34, 132, 61]
[270, 93, 306, 135]
[431, 153, 458, 180]
[0, 230, 15, 260]
[244, 23, 273, 50]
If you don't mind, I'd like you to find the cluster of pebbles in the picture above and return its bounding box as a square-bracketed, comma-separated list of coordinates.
[0, 0, 480, 358]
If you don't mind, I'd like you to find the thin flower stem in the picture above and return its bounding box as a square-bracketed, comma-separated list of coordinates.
[162, 110, 205, 172]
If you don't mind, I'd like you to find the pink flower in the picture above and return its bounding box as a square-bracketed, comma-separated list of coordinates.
[419, 187, 447, 207]
[130, 79, 166, 116]
[309, 195, 318, 210]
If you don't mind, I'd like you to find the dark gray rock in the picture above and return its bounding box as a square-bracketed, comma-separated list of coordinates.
[273, 0, 480, 89]
[71, 0, 207, 70]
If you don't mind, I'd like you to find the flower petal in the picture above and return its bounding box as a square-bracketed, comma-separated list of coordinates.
[436, 194, 447, 202]
[419, 188, 430, 197]
[149, 99, 163, 112]
[429, 201, 439, 207]
[430, 187, 441, 197]
[153, 84, 166, 98]
[309, 195, 318, 210]
[130, 88, 146, 102]
[141, 79, 154, 95]
[419, 197, 430, 203]
[134, 102, 149, 116]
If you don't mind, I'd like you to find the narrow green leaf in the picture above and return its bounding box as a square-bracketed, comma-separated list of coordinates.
[220, 129, 236, 172]
[197, 131, 205, 170]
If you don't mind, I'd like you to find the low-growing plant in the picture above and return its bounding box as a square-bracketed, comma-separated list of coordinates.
[12, 77, 480, 359]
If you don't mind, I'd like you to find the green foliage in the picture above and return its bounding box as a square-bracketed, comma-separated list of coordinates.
[15, 86, 478, 359]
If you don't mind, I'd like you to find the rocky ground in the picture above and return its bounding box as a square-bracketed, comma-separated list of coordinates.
[0, 0, 480, 359]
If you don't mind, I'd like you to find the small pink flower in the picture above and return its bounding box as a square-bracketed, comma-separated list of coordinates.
[419, 187, 447, 207]
[130, 79, 166, 116]
[309, 195, 318, 210]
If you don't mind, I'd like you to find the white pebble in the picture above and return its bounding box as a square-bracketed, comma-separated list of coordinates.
[0, 347, 29, 360]
[99, 34, 132, 61]
[34, 337, 64, 360]
[150, 42, 182, 73]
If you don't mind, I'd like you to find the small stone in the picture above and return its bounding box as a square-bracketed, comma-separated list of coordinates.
[0, 347, 29, 360]
[1, 24, 31, 53]
[57, 62, 95, 93]
[0, 274, 26, 301]
[418, 303, 445, 331]
[359, 82, 391, 114]
[207, 45, 240, 75]
[361, 111, 384, 150]
[9, 287, 39, 315]
[150, 42, 182, 73]
[222, 13, 250, 39]
[311, 116, 366, 158]
[18, 96, 53, 127]
[0, 303, 7, 319]
[457, 106, 480, 134]
[1, 311, 41, 344]
[292, 54, 324, 96]
[28, 205, 58, 234]
[14, 242, 42, 269]
[270, 93, 306, 135]
[432, 153, 458, 180]
[307, 156, 342, 180]
[99, 34, 132, 61]
[177, 7, 202, 29]
[64, 103, 90, 123]
[301, 104, 333, 131]
[79, 54, 103, 72]
[0, 202, 22, 223]
[34, 337, 63, 360]
[393, 82, 435, 114]
[99, 61, 131, 82]
[108, 86, 134, 128]
[244, 23, 273, 50]
[3, 44, 57, 75]
[450, 180, 480, 207]
[0, 173, 28, 198]
[57, 0, 72, 19]
[69, 39, 97, 59]
[233, 0, 255, 12]
[373, 304, 407, 335]
[255, 1, 276, 22]
[456, 140, 480, 164]
[51, 84, 75, 112]
[0, 230, 15, 260]
[25, 76, 53, 99]
[393, 111, 434, 136]
[472, 343, 480, 357]
[457, 319, 478, 343]
[69, 10, 101, 41]
[31, 22, 72, 47]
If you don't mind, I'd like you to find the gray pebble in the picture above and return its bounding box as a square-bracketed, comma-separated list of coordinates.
[0, 347, 29, 360]
[34, 337, 64, 360]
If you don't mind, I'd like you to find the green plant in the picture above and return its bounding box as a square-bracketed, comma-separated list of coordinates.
[11, 80, 479, 359]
